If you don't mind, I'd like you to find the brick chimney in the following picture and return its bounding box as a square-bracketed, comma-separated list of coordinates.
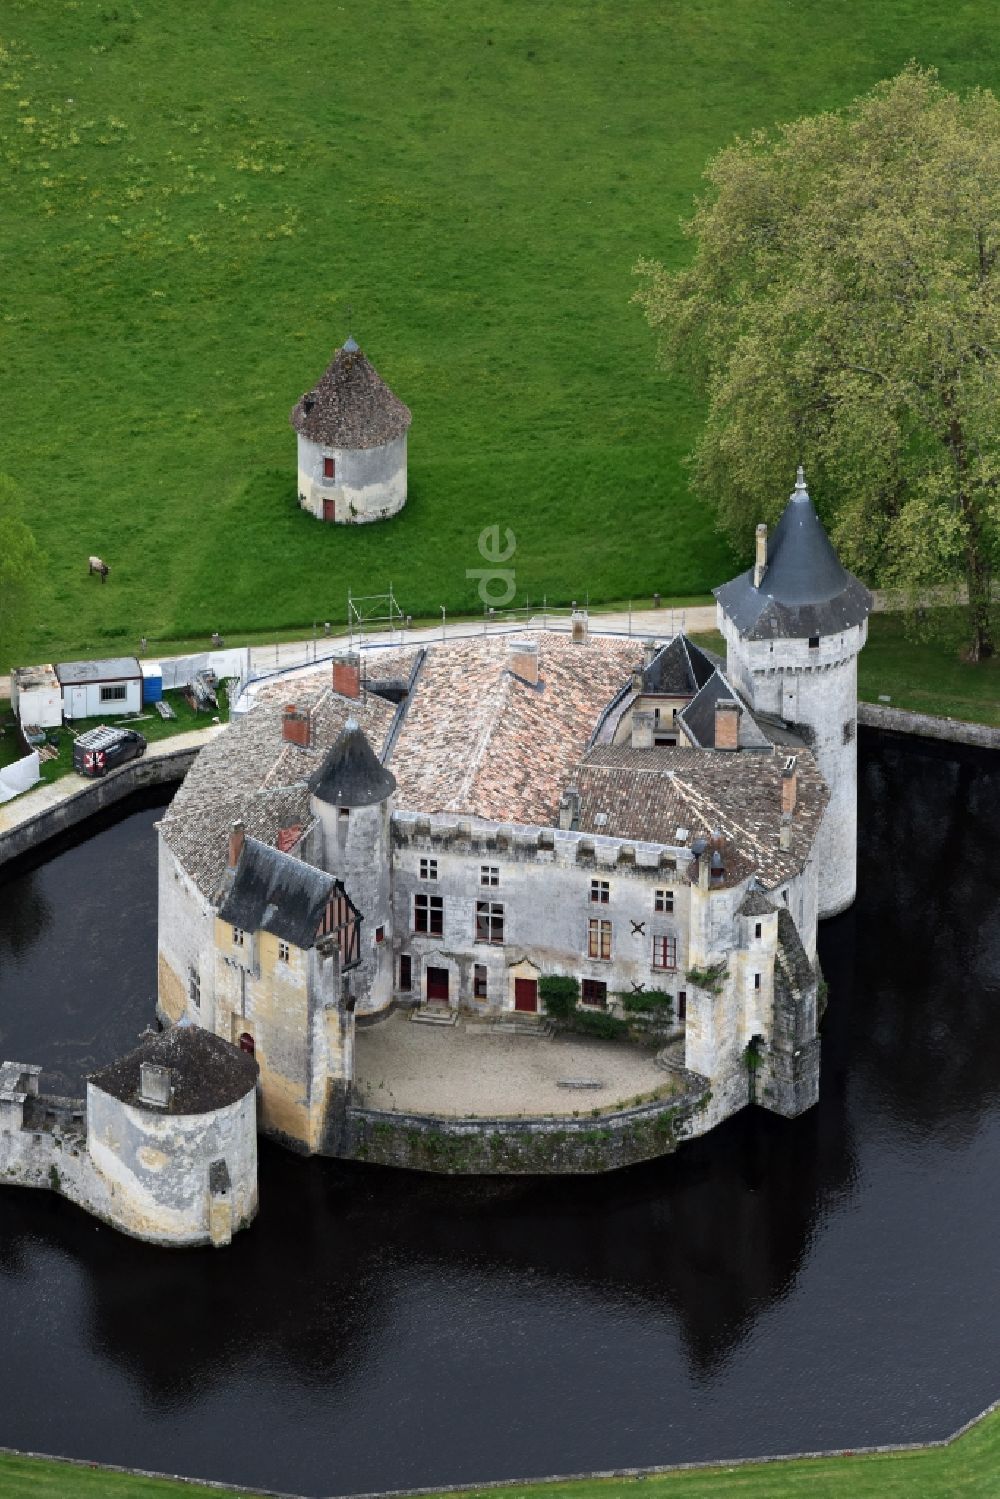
[714, 698, 741, 751]
[282, 704, 311, 747]
[781, 755, 798, 815]
[753, 523, 768, 589]
[507, 638, 539, 686]
[227, 820, 245, 870]
[332, 653, 361, 699]
[643, 639, 659, 669]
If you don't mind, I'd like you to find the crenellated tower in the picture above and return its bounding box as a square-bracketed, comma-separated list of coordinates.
[714, 467, 871, 918]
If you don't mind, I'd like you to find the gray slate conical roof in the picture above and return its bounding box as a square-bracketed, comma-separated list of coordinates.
[714, 468, 871, 640]
[309, 718, 397, 807]
[290, 340, 412, 449]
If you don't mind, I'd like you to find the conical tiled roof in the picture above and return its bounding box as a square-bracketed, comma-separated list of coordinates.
[714, 468, 871, 640]
[290, 341, 412, 449]
[308, 719, 397, 807]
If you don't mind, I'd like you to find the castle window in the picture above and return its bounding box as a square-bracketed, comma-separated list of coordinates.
[590, 879, 610, 904]
[338, 807, 350, 821]
[677, 990, 687, 1021]
[655, 889, 674, 913]
[754, 972, 761, 990]
[232, 926, 245, 947]
[323, 456, 335, 480]
[755, 922, 762, 939]
[374, 926, 385, 944]
[473, 963, 488, 998]
[100, 683, 128, 703]
[399, 954, 412, 991]
[420, 857, 438, 881]
[808, 636, 820, 649]
[414, 893, 443, 936]
[588, 918, 612, 960]
[652, 935, 676, 970]
[188, 968, 200, 1009]
[277, 941, 290, 963]
[480, 865, 500, 887]
[782, 889, 789, 904]
[581, 979, 607, 1008]
[475, 900, 505, 944]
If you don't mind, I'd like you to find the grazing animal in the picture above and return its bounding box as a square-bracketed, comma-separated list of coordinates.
[88, 555, 109, 583]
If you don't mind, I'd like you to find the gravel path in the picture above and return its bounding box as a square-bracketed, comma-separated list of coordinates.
[353, 1010, 675, 1118]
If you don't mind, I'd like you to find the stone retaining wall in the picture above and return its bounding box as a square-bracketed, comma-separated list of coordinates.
[858, 701, 1000, 749]
[0, 747, 196, 869]
[345, 1071, 710, 1175]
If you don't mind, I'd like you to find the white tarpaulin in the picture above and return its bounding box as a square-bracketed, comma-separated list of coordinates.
[0, 750, 40, 803]
[159, 649, 248, 690]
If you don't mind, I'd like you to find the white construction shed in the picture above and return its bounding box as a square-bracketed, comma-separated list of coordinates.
[56, 657, 143, 720]
[10, 665, 63, 730]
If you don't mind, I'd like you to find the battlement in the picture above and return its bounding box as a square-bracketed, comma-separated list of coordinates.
[391, 809, 687, 878]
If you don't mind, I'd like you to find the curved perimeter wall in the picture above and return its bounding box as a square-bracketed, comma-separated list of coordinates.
[345, 1072, 711, 1175]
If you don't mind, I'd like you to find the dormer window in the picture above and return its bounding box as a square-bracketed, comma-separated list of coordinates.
[323, 456, 335, 480]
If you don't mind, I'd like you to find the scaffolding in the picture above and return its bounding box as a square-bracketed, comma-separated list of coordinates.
[347, 586, 406, 647]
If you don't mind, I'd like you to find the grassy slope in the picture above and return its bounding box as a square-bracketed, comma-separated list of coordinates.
[0, 1403, 997, 1497]
[3, 1, 1000, 667]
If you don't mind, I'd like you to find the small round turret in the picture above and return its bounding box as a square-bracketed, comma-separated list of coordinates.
[309, 720, 396, 1014]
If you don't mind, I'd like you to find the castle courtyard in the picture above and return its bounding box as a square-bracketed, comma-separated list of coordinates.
[352, 1011, 680, 1118]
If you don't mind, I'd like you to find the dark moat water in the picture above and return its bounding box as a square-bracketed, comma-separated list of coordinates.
[0, 733, 998, 1497]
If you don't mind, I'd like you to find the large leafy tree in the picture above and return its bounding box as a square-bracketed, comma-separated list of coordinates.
[635, 65, 1000, 660]
[0, 476, 45, 669]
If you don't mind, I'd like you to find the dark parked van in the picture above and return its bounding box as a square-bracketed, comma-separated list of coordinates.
[73, 725, 147, 778]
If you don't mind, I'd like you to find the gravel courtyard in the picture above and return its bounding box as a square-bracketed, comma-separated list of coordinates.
[352, 1011, 678, 1118]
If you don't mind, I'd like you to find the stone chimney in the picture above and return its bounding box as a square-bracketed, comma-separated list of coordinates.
[138, 1062, 171, 1109]
[779, 813, 793, 851]
[507, 638, 539, 686]
[781, 756, 798, 815]
[631, 665, 643, 690]
[753, 523, 768, 590]
[227, 820, 245, 870]
[332, 653, 361, 699]
[570, 610, 588, 644]
[282, 704, 311, 748]
[643, 639, 658, 669]
[714, 698, 741, 751]
[558, 786, 580, 831]
[631, 710, 654, 750]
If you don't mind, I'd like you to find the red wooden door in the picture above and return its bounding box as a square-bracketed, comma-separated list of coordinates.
[323, 498, 336, 522]
[426, 966, 449, 1003]
[514, 978, 538, 1013]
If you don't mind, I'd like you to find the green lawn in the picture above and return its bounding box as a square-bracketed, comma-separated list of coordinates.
[0, 687, 223, 790]
[0, 1402, 998, 1497]
[3, 0, 1000, 668]
[693, 608, 1000, 729]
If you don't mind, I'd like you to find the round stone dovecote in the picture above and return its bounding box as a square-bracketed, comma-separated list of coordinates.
[290, 338, 412, 524]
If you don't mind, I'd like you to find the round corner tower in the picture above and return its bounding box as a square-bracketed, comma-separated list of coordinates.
[714, 466, 872, 919]
[290, 337, 412, 524]
[308, 717, 396, 1015]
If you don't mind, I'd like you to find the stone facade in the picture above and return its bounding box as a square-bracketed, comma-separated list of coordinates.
[296, 431, 408, 524]
[721, 619, 867, 917]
